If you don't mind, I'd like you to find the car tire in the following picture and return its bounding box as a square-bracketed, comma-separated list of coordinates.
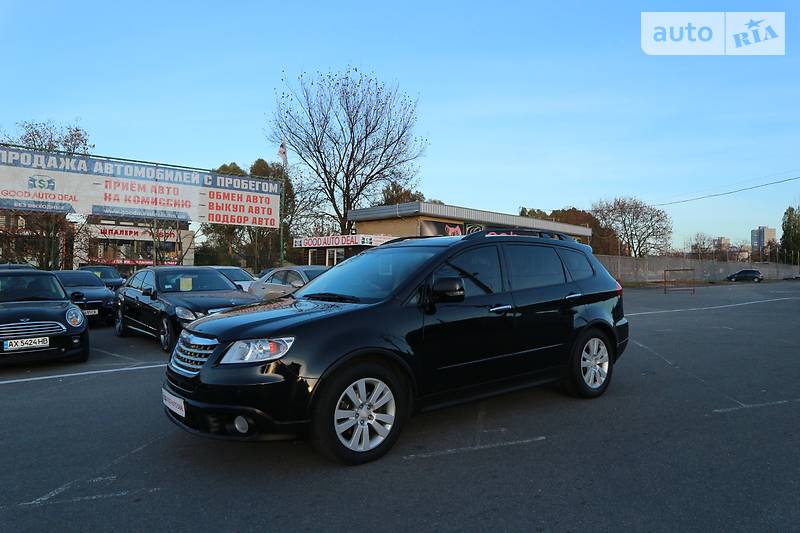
[74, 344, 90, 363]
[310, 361, 407, 465]
[159, 316, 176, 353]
[564, 328, 614, 399]
[754, 277, 762, 283]
[114, 308, 129, 337]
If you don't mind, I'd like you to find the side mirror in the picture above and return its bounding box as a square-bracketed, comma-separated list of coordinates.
[70, 291, 85, 302]
[142, 287, 157, 299]
[290, 280, 304, 289]
[431, 277, 465, 303]
[236, 283, 245, 291]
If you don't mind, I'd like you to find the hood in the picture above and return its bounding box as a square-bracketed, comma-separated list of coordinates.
[162, 290, 260, 313]
[65, 286, 115, 301]
[0, 300, 72, 324]
[188, 297, 364, 341]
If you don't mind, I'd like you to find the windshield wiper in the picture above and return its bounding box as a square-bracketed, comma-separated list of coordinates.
[302, 292, 361, 303]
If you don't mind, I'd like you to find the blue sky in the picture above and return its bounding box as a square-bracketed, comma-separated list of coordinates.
[1, 0, 798, 246]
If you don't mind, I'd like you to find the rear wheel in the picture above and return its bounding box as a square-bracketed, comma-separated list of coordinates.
[754, 277, 762, 283]
[564, 329, 614, 398]
[310, 361, 407, 465]
[114, 308, 129, 337]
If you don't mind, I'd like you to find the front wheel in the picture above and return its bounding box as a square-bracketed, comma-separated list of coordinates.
[754, 277, 762, 283]
[564, 329, 614, 399]
[114, 308, 129, 337]
[159, 316, 176, 353]
[310, 362, 407, 465]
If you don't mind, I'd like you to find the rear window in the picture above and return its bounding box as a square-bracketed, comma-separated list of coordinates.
[56, 271, 105, 287]
[505, 245, 566, 290]
[559, 249, 594, 281]
[219, 268, 253, 282]
[304, 269, 326, 280]
[82, 266, 121, 280]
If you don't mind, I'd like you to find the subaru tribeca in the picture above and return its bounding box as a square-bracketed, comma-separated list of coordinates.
[162, 229, 629, 464]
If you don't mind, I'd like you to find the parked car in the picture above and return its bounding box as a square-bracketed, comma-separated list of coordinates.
[162, 229, 629, 464]
[79, 265, 126, 291]
[0, 262, 36, 270]
[726, 269, 764, 282]
[247, 266, 329, 300]
[54, 270, 117, 325]
[116, 266, 261, 352]
[257, 267, 276, 278]
[209, 266, 256, 291]
[0, 270, 89, 364]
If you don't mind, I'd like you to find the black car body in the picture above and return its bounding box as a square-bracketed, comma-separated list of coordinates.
[79, 265, 125, 291]
[726, 269, 764, 282]
[115, 266, 261, 352]
[55, 271, 117, 325]
[0, 271, 90, 364]
[162, 230, 629, 464]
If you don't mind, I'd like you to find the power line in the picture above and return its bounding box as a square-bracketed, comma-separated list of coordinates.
[654, 175, 800, 207]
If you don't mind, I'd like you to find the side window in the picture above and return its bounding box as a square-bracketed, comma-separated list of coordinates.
[434, 246, 503, 298]
[285, 270, 304, 286]
[559, 248, 594, 281]
[141, 271, 155, 291]
[268, 271, 288, 285]
[505, 245, 566, 290]
[129, 272, 145, 290]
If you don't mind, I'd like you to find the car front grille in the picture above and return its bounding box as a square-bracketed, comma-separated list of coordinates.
[170, 332, 218, 376]
[0, 321, 67, 339]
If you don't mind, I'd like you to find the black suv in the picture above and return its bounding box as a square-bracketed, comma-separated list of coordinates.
[162, 230, 629, 464]
[116, 266, 260, 352]
[726, 269, 764, 282]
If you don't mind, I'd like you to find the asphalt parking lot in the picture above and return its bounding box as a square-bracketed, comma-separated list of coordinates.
[2, 281, 799, 532]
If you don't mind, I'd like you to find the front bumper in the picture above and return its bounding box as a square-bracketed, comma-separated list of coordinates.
[162, 365, 314, 440]
[0, 330, 89, 365]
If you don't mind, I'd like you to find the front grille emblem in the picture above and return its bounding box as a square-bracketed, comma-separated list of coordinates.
[19, 317, 31, 322]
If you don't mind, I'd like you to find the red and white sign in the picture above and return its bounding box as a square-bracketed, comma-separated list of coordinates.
[292, 234, 392, 248]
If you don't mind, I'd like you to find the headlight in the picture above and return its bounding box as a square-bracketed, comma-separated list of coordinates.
[66, 307, 84, 327]
[175, 306, 196, 321]
[220, 337, 295, 364]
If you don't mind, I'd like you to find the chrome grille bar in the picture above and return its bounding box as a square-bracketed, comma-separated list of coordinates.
[170, 331, 218, 376]
[0, 321, 66, 339]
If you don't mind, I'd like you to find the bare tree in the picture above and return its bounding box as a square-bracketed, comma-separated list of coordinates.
[271, 68, 427, 233]
[688, 232, 714, 260]
[1, 120, 94, 269]
[591, 197, 672, 258]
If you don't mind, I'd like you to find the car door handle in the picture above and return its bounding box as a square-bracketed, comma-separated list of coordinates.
[489, 305, 513, 314]
[565, 293, 583, 300]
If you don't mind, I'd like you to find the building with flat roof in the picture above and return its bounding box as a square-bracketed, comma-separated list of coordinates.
[751, 226, 776, 255]
[292, 201, 592, 266]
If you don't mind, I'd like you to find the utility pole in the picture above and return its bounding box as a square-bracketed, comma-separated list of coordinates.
[278, 141, 288, 267]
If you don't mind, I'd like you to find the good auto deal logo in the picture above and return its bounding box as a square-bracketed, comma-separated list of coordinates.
[641, 12, 785, 55]
[27, 175, 56, 190]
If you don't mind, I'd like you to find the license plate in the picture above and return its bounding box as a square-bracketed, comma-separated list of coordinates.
[3, 337, 49, 351]
[162, 389, 186, 417]
[82, 309, 99, 316]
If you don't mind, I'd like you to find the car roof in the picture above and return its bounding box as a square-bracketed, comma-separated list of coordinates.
[0, 270, 55, 277]
[380, 232, 591, 253]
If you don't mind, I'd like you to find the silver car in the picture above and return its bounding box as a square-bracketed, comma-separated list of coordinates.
[209, 266, 256, 291]
[248, 266, 329, 300]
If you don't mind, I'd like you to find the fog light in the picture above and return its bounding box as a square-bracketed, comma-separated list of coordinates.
[233, 416, 249, 434]
[72, 337, 81, 344]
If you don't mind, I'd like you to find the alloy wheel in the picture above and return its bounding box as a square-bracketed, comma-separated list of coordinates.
[333, 377, 396, 452]
[580, 337, 610, 389]
[160, 318, 171, 351]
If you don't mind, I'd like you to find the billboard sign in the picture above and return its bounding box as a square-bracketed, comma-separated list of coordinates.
[292, 234, 393, 248]
[89, 224, 181, 242]
[0, 146, 281, 227]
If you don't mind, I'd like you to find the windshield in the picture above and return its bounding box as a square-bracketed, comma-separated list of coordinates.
[57, 271, 105, 287]
[157, 269, 238, 293]
[220, 268, 254, 282]
[82, 266, 121, 280]
[295, 247, 439, 303]
[0, 274, 68, 302]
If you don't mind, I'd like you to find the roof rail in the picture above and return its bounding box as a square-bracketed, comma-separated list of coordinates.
[379, 235, 438, 246]
[464, 227, 575, 241]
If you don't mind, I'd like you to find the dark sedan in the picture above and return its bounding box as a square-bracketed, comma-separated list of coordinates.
[55, 270, 118, 325]
[0, 270, 90, 364]
[115, 266, 261, 352]
[79, 265, 126, 291]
